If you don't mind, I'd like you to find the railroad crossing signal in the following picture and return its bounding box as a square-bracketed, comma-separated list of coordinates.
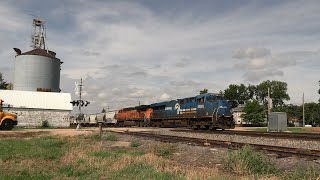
[70, 100, 90, 107]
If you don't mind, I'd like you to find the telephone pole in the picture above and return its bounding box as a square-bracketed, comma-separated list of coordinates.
[268, 87, 271, 114]
[78, 78, 84, 115]
[303, 92, 305, 127]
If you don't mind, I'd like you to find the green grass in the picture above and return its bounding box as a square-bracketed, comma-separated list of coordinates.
[0, 173, 52, 180]
[58, 165, 94, 178]
[92, 149, 145, 159]
[0, 136, 67, 161]
[224, 145, 278, 175]
[109, 163, 182, 180]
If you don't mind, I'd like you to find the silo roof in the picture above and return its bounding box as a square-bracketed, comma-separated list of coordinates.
[19, 49, 60, 60]
[0, 90, 72, 111]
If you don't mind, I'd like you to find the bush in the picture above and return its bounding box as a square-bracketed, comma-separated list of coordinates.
[41, 120, 50, 128]
[287, 123, 295, 127]
[224, 145, 278, 175]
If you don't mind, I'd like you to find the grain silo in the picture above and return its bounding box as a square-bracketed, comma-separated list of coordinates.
[13, 18, 62, 92]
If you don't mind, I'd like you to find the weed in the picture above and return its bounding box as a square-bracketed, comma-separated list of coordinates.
[102, 133, 118, 141]
[224, 145, 278, 175]
[130, 140, 141, 147]
[92, 149, 145, 159]
[109, 163, 181, 180]
[283, 165, 320, 180]
[154, 144, 176, 158]
[58, 165, 93, 177]
[41, 120, 50, 128]
[128, 151, 145, 156]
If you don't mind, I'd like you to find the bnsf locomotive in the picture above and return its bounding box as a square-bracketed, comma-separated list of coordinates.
[115, 93, 235, 130]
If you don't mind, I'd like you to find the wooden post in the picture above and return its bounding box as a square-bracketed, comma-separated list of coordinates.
[99, 123, 103, 136]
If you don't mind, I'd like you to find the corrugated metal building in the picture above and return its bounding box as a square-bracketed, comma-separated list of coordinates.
[0, 90, 72, 127]
[13, 49, 62, 92]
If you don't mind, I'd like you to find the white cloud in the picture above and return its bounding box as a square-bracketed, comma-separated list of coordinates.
[233, 47, 271, 59]
[159, 93, 170, 101]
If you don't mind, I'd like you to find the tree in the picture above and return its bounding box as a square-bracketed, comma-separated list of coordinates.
[224, 84, 250, 101]
[272, 104, 302, 120]
[101, 108, 106, 113]
[304, 103, 320, 125]
[200, 88, 208, 94]
[0, 72, 8, 89]
[255, 80, 290, 108]
[247, 84, 256, 100]
[240, 100, 266, 125]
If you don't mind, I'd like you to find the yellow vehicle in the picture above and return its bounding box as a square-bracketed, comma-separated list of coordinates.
[0, 99, 17, 130]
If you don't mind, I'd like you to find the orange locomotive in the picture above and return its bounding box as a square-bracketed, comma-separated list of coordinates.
[115, 105, 153, 127]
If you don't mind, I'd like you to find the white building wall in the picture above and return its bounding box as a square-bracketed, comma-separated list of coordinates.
[9, 108, 70, 127]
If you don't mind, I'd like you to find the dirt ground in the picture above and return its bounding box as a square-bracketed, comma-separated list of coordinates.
[0, 128, 96, 138]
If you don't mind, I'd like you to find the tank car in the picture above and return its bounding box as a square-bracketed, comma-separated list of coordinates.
[105, 111, 117, 126]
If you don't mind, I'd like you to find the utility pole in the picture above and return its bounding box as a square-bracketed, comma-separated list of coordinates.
[303, 92, 305, 127]
[71, 78, 90, 129]
[78, 78, 83, 115]
[268, 87, 271, 114]
[267, 87, 271, 132]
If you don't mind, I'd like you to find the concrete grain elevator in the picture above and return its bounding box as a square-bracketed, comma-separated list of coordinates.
[13, 18, 62, 92]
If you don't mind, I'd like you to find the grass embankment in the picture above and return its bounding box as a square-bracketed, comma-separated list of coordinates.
[0, 133, 226, 179]
[0, 132, 319, 179]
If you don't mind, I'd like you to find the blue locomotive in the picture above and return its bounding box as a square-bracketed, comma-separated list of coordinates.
[149, 93, 235, 130]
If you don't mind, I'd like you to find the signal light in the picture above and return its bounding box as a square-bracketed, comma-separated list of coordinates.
[70, 100, 90, 107]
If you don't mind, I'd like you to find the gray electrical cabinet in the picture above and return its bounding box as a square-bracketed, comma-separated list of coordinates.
[268, 112, 287, 132]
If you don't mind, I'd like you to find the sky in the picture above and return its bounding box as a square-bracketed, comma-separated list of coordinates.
[0, 0, 319, 114]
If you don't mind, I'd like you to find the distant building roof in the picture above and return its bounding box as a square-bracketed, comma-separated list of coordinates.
[0, 90, 72, 111]
[233, 105, 245, 112]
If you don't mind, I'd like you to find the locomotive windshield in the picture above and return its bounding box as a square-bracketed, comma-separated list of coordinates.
[206, 95, 216, 102]
[206, 95, 223, 102]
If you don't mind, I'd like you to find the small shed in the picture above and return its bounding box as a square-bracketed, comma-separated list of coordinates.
[268, 112, 287, 132]
[0, 90, 72, 127]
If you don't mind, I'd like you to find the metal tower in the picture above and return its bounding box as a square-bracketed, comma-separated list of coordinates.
[31, 18, 46, 49]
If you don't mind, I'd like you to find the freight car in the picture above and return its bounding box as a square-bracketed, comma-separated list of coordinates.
[105, 111, 117, 126]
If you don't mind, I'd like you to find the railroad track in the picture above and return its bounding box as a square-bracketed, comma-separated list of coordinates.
[170, 129, 320, 141]
[117, 131, 320, 159]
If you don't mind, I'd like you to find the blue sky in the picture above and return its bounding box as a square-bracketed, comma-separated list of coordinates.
[0, 0, 319, 113]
